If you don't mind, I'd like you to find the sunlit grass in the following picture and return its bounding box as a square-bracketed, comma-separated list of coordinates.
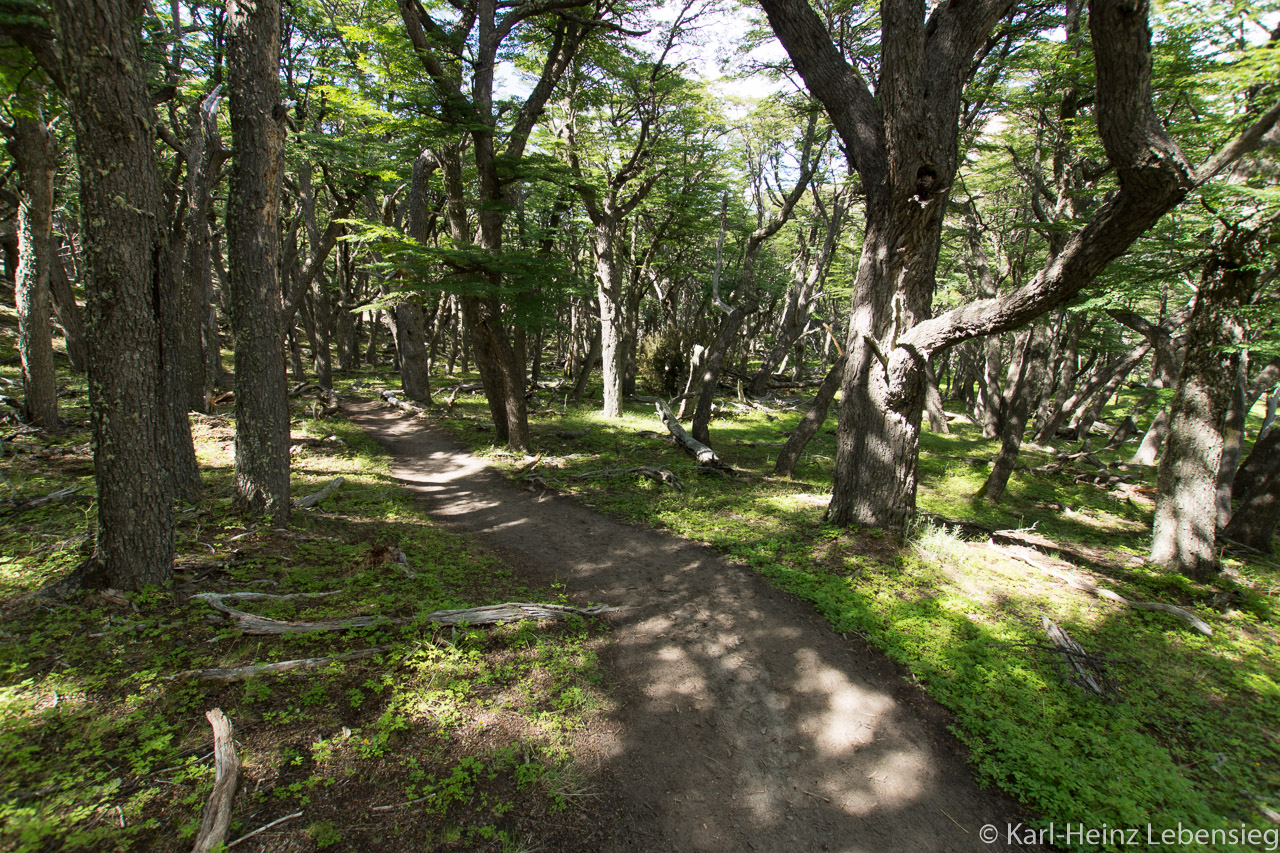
[426, 376, 1280, 851]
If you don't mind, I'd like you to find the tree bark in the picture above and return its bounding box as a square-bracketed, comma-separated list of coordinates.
[227, 0, 290, 522]
[10, 111, 58, 430]
[1150, 228, 1256, 579]
[51, 0, 176, 589]
[48, 237, 87, 372]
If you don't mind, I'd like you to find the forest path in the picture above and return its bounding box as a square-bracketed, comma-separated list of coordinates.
[347, 399, 1043, 853]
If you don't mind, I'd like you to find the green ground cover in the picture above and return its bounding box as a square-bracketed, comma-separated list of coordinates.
[433, 375, 1280, 852]
[0, 363, 613, 852]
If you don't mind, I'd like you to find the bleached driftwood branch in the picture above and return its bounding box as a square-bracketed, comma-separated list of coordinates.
[1042, 616, 1112, 697]
[1003, 546, 1212, 636]
[293, 477, 345, 509]
[178, 647, 389, 683]
[191, 709, 239, 853]
[193, 592, 620, 635]
[653, 400, 730, 470]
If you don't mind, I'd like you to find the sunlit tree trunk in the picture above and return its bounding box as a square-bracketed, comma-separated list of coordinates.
[227, 0, 290, 522]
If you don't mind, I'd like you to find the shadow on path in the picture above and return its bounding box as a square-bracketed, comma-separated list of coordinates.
[348, 400, 1047, 852]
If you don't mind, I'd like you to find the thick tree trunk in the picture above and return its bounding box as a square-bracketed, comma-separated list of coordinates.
[1232, 425, 1280, 502]
[11, 112, 58, 430]
[393, 150, 435, 402]
[51, 0, 176, 589]
[826, 191, 942, 532]
[1223, 465, 1280, 553]
[1215, 361, 1248, 529]
[1151, 231, 1254, 579]
[392, 301, 431, 400]
[181, 87, 223, 411]
[227, 0, 290, 522]
[774, 355, 845, 478]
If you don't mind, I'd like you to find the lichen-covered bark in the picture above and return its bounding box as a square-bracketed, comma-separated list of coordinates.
[11, 112, 57, 430]
[1150, 231, 1254, 579]
[50, 0, 175, 588]
[227, 0, 290, 522]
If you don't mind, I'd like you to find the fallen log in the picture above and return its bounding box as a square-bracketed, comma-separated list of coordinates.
[193, 592, 621, 635]
[178, 646, 388, 683]
[1042, 616, 1112, 697]
[293, 477, 345, 509]
[191, 709, 239, 853]
[653, 400, 731, 470]
[381, 389, 429, 415]
[571, 466, 683, 491]
[2, 485, 83, 517]
[1002, 545, 1212, 636]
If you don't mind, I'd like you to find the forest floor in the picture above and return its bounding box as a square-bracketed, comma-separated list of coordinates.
[2, 349, 1277, 852]
[345, 397, 1044, 852]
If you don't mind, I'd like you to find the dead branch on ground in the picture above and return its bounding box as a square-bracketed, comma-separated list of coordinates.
[190, 709, 239, 853]
[193, 592, 621, 635]
[176, 646, 389, 683]
[570, 466, 683, 490]
[293, 477, 345, 509]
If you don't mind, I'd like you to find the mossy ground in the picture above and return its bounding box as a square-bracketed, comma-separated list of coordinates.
[0, 348, 615, 850]
[434, 372, 1280, 852]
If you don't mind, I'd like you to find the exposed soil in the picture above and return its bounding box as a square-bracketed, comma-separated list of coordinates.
[347, 399, 1049, 853]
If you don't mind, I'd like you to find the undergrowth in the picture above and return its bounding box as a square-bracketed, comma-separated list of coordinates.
[0, 369, 613, 852]
[431, 374, 1280, 853]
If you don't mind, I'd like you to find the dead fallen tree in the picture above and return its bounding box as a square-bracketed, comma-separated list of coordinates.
[193, 591, 620, 635]
[293, 477, 344, 509]
[920, 514, 1212, 636]
[190, 709, 239, 853]
[177, 646, 389, 683]
[653, 400, 734, 472]
[1002, 545, 1212, 636]
[571, 466, 683, 491]
[1042, 616, 1114, 697]
[2, 485, 83, 518]
[381, 389, 429, 416]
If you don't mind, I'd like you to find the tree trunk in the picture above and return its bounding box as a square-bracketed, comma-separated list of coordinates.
[1232, 424, 1280, 502]
[774, 355, 845, 478]
[825, 192, 941, 532]
[48, 238, 88, 372]
[1223, 465, 1280, 553]
[1151, 229, 1255, 579]
[979, 323, 1051, 503]
[181, 87, 223, 411]
[595, 220, 626, 418]
[11, 112, 58, 430]
[1129, 407, 1168, 465]
[1215, 359, 1248, 529]
[227, 0, 290, 522]
[51, 0, 176, 589]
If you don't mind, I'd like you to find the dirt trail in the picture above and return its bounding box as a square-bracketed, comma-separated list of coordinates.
[348, 400, 1045, 853]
